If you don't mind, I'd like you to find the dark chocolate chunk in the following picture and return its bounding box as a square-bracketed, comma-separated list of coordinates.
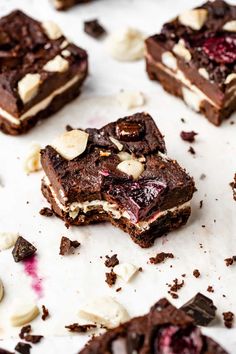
[42, 305, 49, 321]
[65, 323, 97, 332]
[12, 236, 37, 262]
[84, 19, 106, 39]
[180, 131, 198, 142]
[59, 236, 80, 255]
[24, 335, 43, 344]
[104, 254, 119, 268]
[149, 252, 174, 264]
[181, 293, 217, 326]
[222, 311, 234, 328]
[15, 342, 31, 354]
[39, 207, 53, 217]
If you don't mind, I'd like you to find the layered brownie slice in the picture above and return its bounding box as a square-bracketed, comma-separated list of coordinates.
[146, 0, 236, 126]
[52, 0, 92, 11]
[41, 112, 195, 248]
[0, 10, 88, 135]
[78, 298, 227, 354]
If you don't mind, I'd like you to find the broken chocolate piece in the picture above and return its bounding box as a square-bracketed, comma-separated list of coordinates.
[65, 323, 97, 333]
[24, 335, 43, 344]
[223, 311, 234, 328]
[104, 254, 119, 268]
[15, 342, 31, 354]
[12, 236, 37, 262]
[105, 270, 117, 287]
[59, 236, 80, 255]
[149, 252, 174, 264]
[19, 325, 31, 339]
[84, 19, 106, 39]
[180, 131, 198, 142]
[39, 207, 53, 217]
[116, 120, 145, 141]
[181, 292, 217, 326]
[193, 269, 201, 278]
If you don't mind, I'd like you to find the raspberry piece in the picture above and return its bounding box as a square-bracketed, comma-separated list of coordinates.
[203, 35, 236, 64]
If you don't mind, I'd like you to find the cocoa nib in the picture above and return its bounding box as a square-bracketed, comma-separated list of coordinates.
[223, 311, 234, 328]
[59, 236, 80, 255]
[105, 270, 117, 287]
[104, 254, 119, 268]
[180, 131, 198, 142]
[65, 323, 97, 333]
[42, 305, 49, 321]
[12, 236, 37, 263]
[84, 19, 106, 39]
[149, 252, 174, 265]
[39, 207, 53, 217]
[15, 342, 31, 354]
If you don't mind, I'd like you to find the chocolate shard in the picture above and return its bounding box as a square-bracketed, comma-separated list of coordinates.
[12, 236, 37, 263]
[15, 342, 31, 354]
[180, 292, 217, 326]
[84, 19, 106, 39]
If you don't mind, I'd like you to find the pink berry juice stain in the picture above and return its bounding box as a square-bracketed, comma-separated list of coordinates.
[23, 255, 43, 298]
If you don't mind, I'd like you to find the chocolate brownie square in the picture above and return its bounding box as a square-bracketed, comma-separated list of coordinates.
[0, 10, 88, 135]
[78, 298, 227, 354]
[145, 0, 236, 126]
[41, 112, 195, 248]
[52, 0, 92, 11]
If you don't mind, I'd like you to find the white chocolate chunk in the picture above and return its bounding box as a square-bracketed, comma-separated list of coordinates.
[60, 40, 69, 49]
[117, 152, 132, 161]
[182, 87, 201, 112]
[223, 20, 236, 32]
[173, 40, 191, 62]
[225, 73, 236, 84]
[109, 137, 123, 151]
[0, 279, 4, 302]
[24, 144, 42, 174]
[10, 302, 39, 327]
[112, 338, 127, 354]
[162, 51, 177, 71]
[43, 55, 69, 73]
[198, 67, 209, 80]
[51, 130, 89, 160]
[117, 91, 145, 109]
[18, 74, 41, 104]
[78, 297, 130, 329]
[61, 50, 71, 58]
[0, 232, 18, 251]
[113, 263, 138, 283]
[117, 159, 144, 179]
[42, 21, 63, 40]
[106, 27, 145, 61]
[179, 9, 208, 30]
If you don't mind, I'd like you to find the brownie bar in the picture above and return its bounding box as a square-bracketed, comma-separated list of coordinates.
[78, 298, 227, 354]
[52, 0, 92, 10]
[41, 112, 194, 248]
[0, 10, 88, 135]
[145, 0, 236, 126]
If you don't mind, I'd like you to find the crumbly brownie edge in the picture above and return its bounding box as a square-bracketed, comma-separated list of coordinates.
[0, 74, 86, 135]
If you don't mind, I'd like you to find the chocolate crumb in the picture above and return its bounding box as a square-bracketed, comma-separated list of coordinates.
[188, 146, 196, 155]
[224, 257, 236, 267]
[138, 267, 143, 272]
[181, 118, 185, 123]
[59, 236, 80, 255]
[207, 286, 214, 293]
[105, 270, 117, 287]
[149, 252, 174, 265]
[169, 292, 179, 299]
[39, 207, 53, 217]
[65, 323, 96, 333]
[42, 305, 49, 321]
[180, 131, 197, 142]
[15, 342, 31, 354]
[104, 254, 119, 268]
[12, 236, 37, 263]
[230, 174, 236, 201]
[65, 124, 73, 131]
[199, 200, 203, 209]
[200, 174, 206, 180]
[84, 19, 106, 39]
[193, 269, 200, 278]
[24, 335, 43, 344]
[223, 311, 234, 328]
[19, 325, 31, 339]
[116, 287, 122, 292]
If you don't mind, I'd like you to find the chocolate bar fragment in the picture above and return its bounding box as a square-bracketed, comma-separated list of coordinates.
[0, 10, 88, 135]
[78, 298, 227, 354]
[145, 0, 236, 126]
[52, 0, 92, 11]
[181, 293, 217, 326]
[41, 112, 195, 248]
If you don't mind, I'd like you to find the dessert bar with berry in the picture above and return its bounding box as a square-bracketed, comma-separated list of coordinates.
[41, 112, 195, 248]
[0, 10, 88, 135]
[78, 298, 227, 354]
[145, 0, 236, 126]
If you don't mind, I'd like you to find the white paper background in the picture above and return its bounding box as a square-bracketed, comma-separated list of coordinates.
[0, 0, 236, 353]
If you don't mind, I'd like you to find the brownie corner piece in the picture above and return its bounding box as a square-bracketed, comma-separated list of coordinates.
[0, 10, 88, 135]
[41, 112, 195, 248]
[145, 0, 236, 126]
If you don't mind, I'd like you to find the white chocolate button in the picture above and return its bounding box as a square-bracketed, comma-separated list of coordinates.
[117, 91, 145, 109]
[117, 159, 144, 179]
[18, 74, 41, 104]
[61, 50, 71, 58]
[223, 20, 236, 32]
[162, 51, 177, 71]
[173, 40, 191, 62]
[106, 27, 145, 61]
[113, 263, 138, 282]
[182, 87, 201, 112]
[179, 9, 208, 31]
[0, 279, 4, 302]
[117, 152, 132, 161]
[10, 302, 40, 327]
[225, 73, 236, 85]
[43, 55, 69, 73]
[51, 130, 89, 160]
[109, 137, 123, 151]
[42, 21, 63, 40]
[24, 144, 42, 174]
[78, 297, 130, 329]
[198, 67, 209, 80]
[0, 232, 18, 251]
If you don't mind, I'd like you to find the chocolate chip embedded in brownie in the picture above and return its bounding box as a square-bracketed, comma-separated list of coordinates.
[78, 298, 228, 354]
[41, 112, 195, 248]
[145, 0, 236, 126]
[52, 0, 92, 11]
[0, 10, 88, 135]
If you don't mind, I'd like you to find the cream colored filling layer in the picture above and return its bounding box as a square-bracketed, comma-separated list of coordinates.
[0, 75, 82, 126]
[43, 176, 190, 231]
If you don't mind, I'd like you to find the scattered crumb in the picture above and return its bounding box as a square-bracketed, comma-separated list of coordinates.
[199, 200, 203, 209]
[84, 19, 106, 39]
[41, 305, 49, 321]
[167, 278, 184, 299]
[200, 173, 206, 180]
[39, 207, 53, 217]
[223, 311, 234, 328]
[59, 236, 80, 255]
[65, 124, 73, 131]
[65, 323, 97, 333]
[149, 252, 174, 265]
[230, 174, 236, 201]
[116, 287, 122, 292]
[181, 118, 185, 123]
[180, 131, 197, 142]
[19, 325, 31, 339]
[138, 267, 143, 272]
[19, 325, 43, 344]
[105, 270, 117, 287]
[188, 146, 196, 155]
[193, 269, 200, 278]
[207, 286, 214, 293]
[105, 254, 119, 268]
